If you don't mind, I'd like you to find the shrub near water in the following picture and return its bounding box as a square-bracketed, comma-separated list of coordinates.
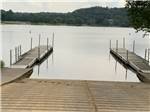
[0, 60, 5, 68]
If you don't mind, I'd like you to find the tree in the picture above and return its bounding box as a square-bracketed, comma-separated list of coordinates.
[0, 60, 5, 68]
[126, 0, 150, 33]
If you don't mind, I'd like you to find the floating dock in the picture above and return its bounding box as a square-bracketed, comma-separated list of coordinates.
[1, 67, 33, 85]
[110, 48, 150, 83]
[11, 45, 53, 68]
[1, 79, 150, 112]
[1, 46, 53, 85]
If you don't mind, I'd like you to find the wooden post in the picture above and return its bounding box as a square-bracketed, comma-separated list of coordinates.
[127, 50, 129, 61]
[10, 49, 12, 66]
[145, 49, 147, 60]
[31, 37, 32, 50]
[18, 46, 20, 59]
[109, 40, 111, 49]
[19, 45, 21, 56]
[15, 47, 17, 62]
[18, 46, 20, 58]
[47, 38, 49, 51]
[116, 40, 118, 52]
[16, 47, 18, 61]
[123, 37, 125, 49]
[20, 45, 22, 56]
[133, 40, 135, 53]
[38, 34, 41, 58]
[52, 32, 54, 48]
[148, 49, 150, 63]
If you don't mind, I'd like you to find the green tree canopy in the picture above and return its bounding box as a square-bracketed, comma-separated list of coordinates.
[126, 0, 150, 33]
[1, 7, 129, 27]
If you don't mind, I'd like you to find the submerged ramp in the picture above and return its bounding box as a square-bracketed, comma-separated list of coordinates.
[12, 45, 53, 68]
[110, 48, 150, 82]
[1, 79, 150, 112]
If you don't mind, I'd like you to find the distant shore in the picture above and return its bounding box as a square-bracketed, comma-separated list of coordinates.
[1, 21, 130, 28]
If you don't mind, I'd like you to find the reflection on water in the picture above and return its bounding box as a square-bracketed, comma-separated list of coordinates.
[2, 25, 150, 82]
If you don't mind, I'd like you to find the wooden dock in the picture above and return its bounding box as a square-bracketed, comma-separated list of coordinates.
[110, 48, 150, 83]
[1, 79, 150, 112]
[11, 45, 53, 68]
[1, 68, 32, 85]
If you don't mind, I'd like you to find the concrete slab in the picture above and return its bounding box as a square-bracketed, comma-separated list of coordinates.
[1, 79, 150, 112]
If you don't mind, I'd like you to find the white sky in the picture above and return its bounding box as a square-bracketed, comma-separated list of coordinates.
[1, 0, 126, 13]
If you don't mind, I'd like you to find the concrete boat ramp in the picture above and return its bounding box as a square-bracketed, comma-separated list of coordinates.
[1, 79, 150, 112]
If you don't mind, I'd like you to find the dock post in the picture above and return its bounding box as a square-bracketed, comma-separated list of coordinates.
[145, 49, 147, 60]
[148, 49, 150, 64]
[18, 46, 20, 59]
[116, 40, 118, 52]
[133, 40, 135, 53]
[10, 49, 12, 66]
[15, 47, 17, 62]
[38, 34, 41, 59]
[17, 47, 18, 61]
[123, 38, 125, 49]
[47, 38, 49, 51]
[20, 45, 22, 56]
[127, 50, 129, 61]
[52, 32, 54, 48]
[31, 37, 32, 50]
[109, 40, 111, 49]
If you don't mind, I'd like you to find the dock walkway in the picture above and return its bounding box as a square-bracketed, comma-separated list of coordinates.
[1, 68, 32, 85]
[12, 45, 53, 68]
[1, 79, 150, 112]
[110, 48, 150, 82]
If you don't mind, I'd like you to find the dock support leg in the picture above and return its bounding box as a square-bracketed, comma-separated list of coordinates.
[31, 37, 32, 50]
[148, 49, 150, 64]
[145, 49, 147, 60]
[20, 45, 21, 56]
[18, 46, 20, 60]
[10, 50, 12, 66]
[52, 32, 54, 48]
[47, 38, 49, 51]
[133, 40, 135, 53]
[109, 40, 111, 49]
[116, 40, 118, 53]
[123, 38, 125, 49]
[15, 47, 17, 62]
[38, 34, 41, 59]
[127, 50, 129, 62]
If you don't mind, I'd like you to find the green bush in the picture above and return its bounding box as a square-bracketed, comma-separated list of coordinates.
[0, 60, 5, 68]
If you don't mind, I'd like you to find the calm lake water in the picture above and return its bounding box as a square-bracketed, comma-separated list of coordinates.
[1, 24, 150, 82]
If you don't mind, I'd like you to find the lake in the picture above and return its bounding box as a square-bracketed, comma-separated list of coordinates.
[1, 24, 150, 82]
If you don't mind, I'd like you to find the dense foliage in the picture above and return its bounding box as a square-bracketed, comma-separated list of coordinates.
[1, 7, 129, 27]
[0, 60, 5, 68]
[126, 0, 150, 32]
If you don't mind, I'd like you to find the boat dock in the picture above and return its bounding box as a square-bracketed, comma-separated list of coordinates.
[1, 79, 150, 112]
[1, 45, 53, 85]
[1, 68, 32, 85]
[11, 45, 53, 68]
[110, 48, 150, 82]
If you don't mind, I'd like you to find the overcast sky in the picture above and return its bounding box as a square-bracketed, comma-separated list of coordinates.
[1, 0, 126, 13]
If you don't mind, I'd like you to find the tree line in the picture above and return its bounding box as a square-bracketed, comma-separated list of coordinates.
[1, 7, 129, 27]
